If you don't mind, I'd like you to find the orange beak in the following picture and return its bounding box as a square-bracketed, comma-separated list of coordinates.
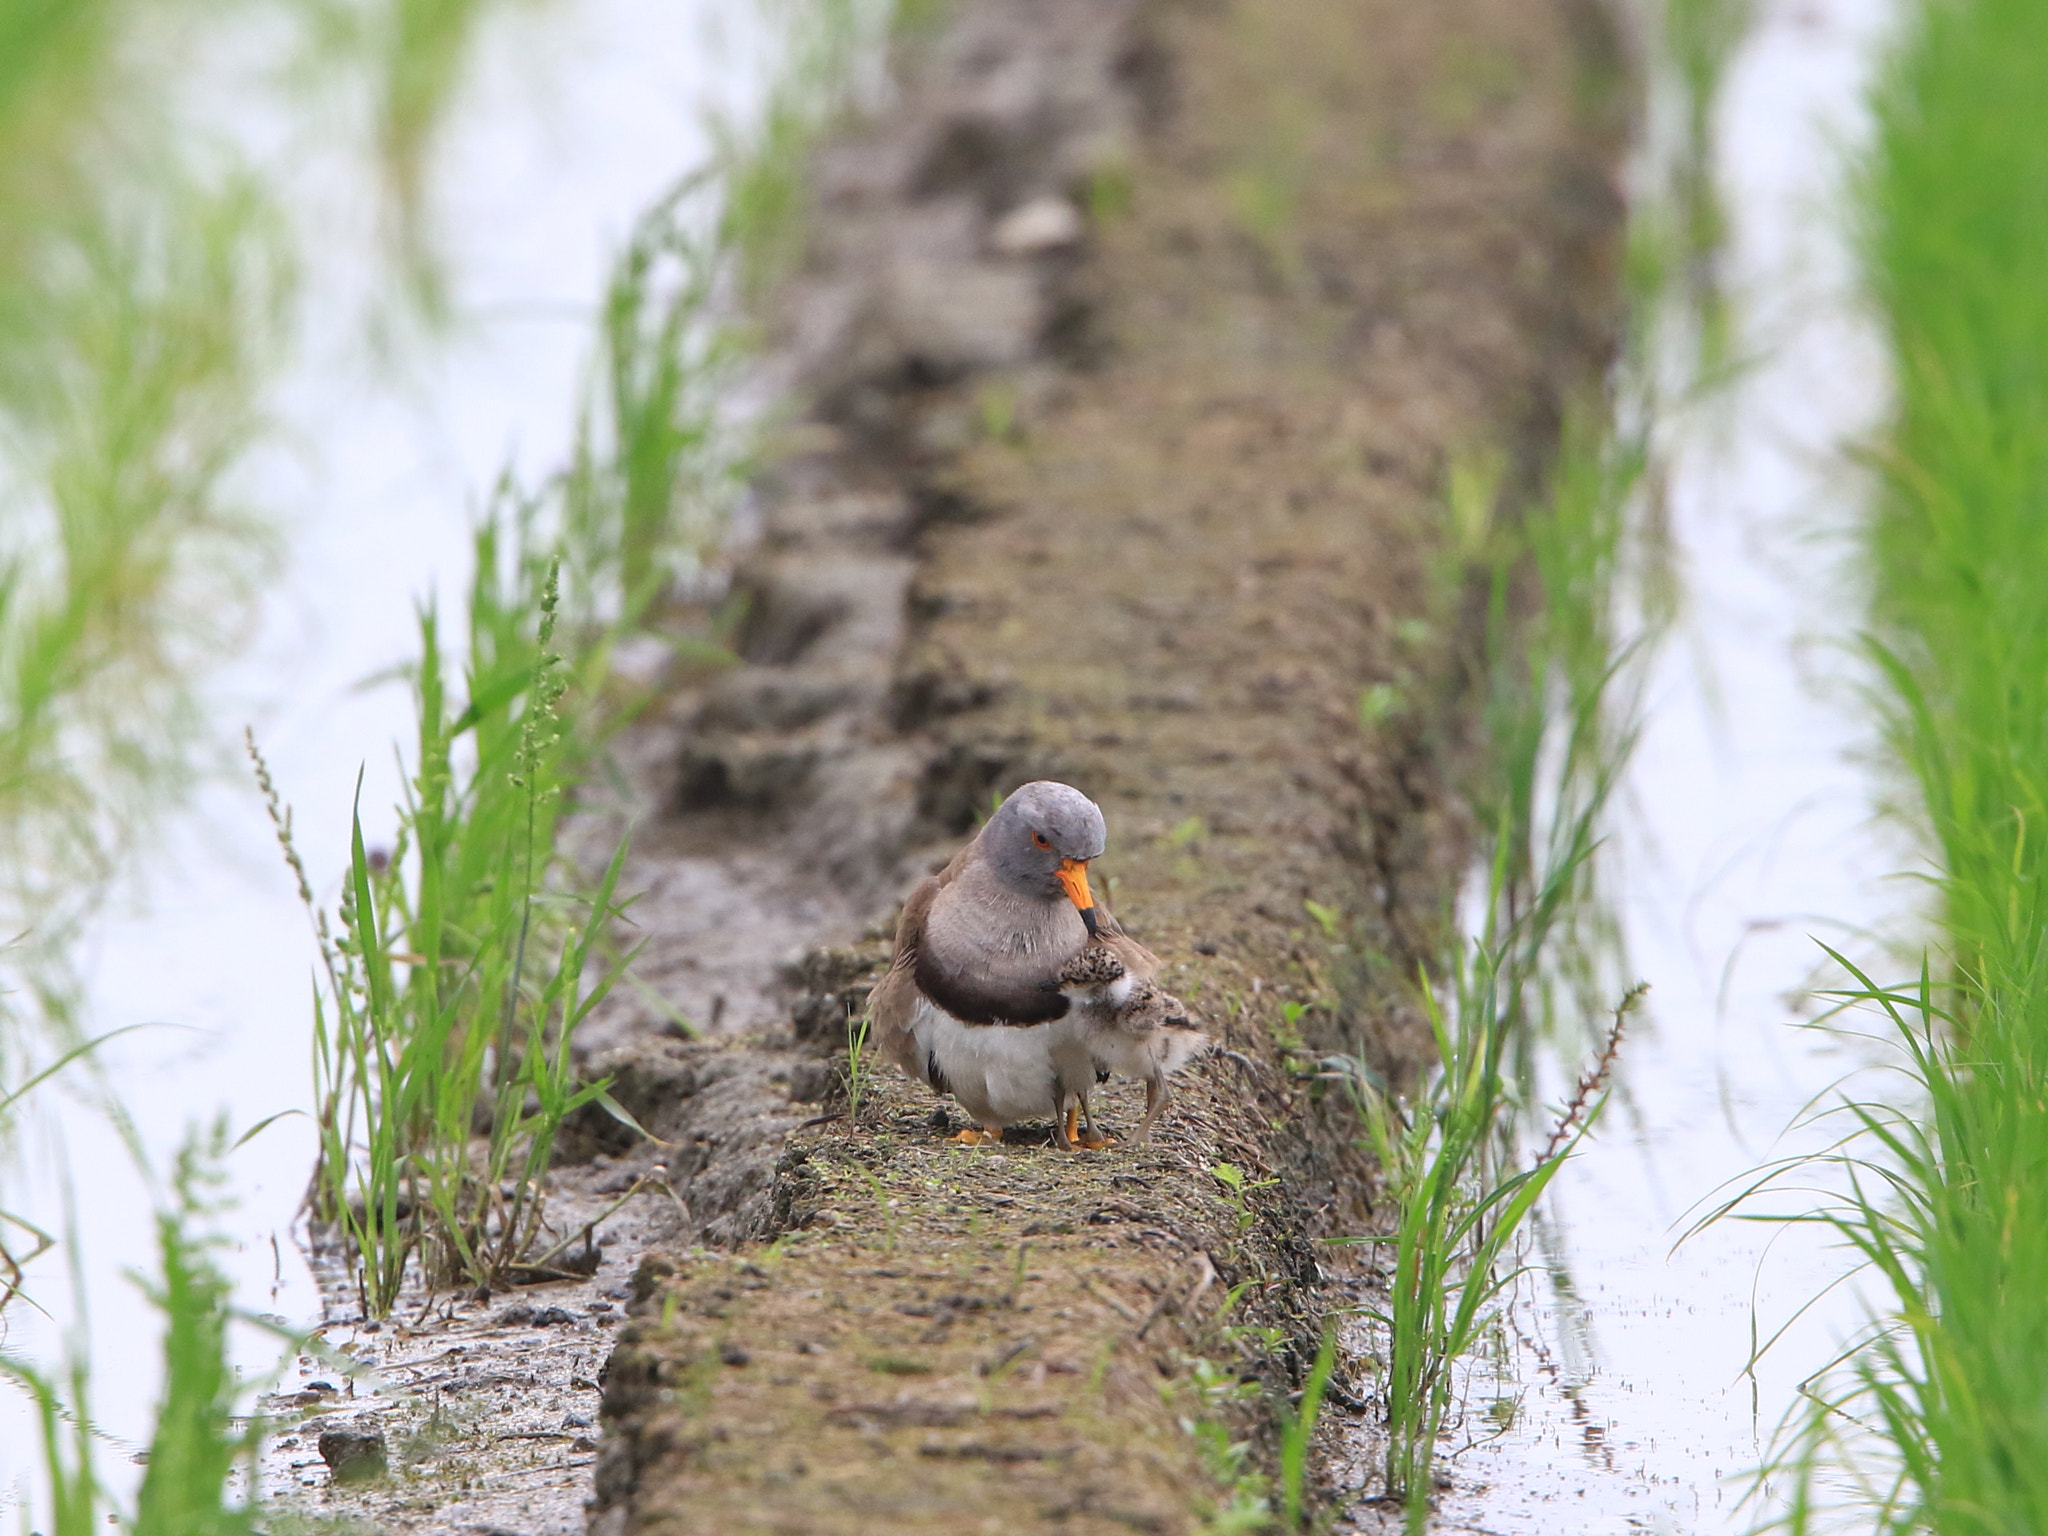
[1057, 858, 1100, 937]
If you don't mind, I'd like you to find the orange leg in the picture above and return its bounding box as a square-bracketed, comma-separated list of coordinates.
[1065, 1102, 1113, 1152]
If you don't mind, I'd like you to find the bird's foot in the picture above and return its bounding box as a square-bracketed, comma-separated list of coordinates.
[1062, 1104, 1113, 1151]
[951, 1126, 999, 1146]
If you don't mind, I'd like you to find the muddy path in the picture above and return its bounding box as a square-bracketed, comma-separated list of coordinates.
[274, 0, 1628, 1529]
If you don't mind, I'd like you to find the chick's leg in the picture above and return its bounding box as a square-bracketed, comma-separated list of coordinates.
[1075, 1093, 1113, 1151]
[1131, 1077, 1169, 1145]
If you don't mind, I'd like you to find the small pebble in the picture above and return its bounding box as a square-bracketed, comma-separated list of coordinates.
[719, 1342, 751, 1367]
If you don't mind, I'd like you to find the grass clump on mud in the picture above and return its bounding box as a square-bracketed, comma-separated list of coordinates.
[257, 549, 635, 1316]
[1759, 0, 2048, 1528]
[259, 0, 916, 1326]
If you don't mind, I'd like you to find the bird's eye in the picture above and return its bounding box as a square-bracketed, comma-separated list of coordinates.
[1031, 830, 1052, 850]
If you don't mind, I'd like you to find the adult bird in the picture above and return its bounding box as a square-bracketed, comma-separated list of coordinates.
[870, 779, 1125, 1148]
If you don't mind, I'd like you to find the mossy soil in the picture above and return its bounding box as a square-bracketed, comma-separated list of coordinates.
[598, 1074, 1323, 1536]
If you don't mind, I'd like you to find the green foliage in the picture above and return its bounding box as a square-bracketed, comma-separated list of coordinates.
[1210, 1162, 1277, 1235]
[1655, 0, 1753, 362]
[259, 532, 632, 1316]
[1752, 0, 2048, 1526]
[844, 1004, 874, 1119]
[1350, 893, 1633, 1529]
[716, 0, 892, 305]
[0, 0, 519, 1081]
[561, 177, 741, 627]
[1278, 1328, 1336, 1531]
[1, 1122, 282, 1535]
[1344, 0, 1724, 1492]
[0, 16, 294, 1079]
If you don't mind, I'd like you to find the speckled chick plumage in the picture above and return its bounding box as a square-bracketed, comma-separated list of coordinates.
[1057, 940, 1208, 1143]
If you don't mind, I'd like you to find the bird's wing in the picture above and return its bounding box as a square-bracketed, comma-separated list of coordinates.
[868, 961, 924, 1078]
[1097, 925, 1161, 985]
[869, 869, 947, 1077]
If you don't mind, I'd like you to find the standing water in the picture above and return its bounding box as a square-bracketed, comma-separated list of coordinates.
[0, 0, 773, 1489]
[1343, 0, 1910, 1530]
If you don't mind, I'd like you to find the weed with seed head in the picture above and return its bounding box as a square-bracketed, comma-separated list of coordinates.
[1347, 845, 1639, 1525]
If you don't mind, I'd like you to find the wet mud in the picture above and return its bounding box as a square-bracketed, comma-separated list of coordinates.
[276, 0, 1630, 1529]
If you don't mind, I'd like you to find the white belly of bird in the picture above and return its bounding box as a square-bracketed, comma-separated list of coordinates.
[910, 997, 1095, 1128]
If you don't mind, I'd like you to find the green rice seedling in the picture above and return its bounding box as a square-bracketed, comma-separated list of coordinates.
[1729, 0, 2048, 1525]
[561, 0, 928, 633]
[560, 179, 740, 628]
[1350, 956, 1635, 1530]
[1658, 0, 1753, 362]
[555, 0, 932, 633]
[0, 175, 290, 1071]
[280, 0, 536, 317]
[1433, 417, 1650, 1103]
[0, 0, 349, 1098]
[714, 0, 883, 306]
[1, 1120, 285, 1536]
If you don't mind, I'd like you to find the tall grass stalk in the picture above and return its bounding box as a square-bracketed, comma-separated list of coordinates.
[1750, 0, 2048, 1526]
[716, 0, 898, 305]
[561, 0, 916, 626]
[561, 178, 740, 627]
[256, 0, 919, 1321]
[1278, 1327, 1338, 1531]
[1454, 414, 1652, 1074]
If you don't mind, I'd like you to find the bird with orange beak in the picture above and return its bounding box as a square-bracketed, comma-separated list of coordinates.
[868, 780, 1126, 1148]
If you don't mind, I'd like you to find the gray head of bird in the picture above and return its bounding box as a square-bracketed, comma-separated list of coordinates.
[981, 780, 1107, 935]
